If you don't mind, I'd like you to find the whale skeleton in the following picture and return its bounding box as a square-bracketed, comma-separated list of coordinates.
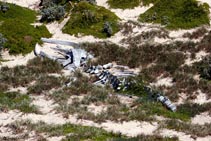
[34, 39, 176, 112]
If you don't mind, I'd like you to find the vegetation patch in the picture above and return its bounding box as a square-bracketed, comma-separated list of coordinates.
[27, 75, 64, 94]
[40, 2, 65, 22]
[139, 0, 210, 29]
[0, 92, 38, 113]
[161, 119, 211, 137]
[62, 1, 119, 38]
[0, 2, 51, 54]
[197, 55, 211, 80]
[0, 58, 63, 89]
[177, 102, 211, 118]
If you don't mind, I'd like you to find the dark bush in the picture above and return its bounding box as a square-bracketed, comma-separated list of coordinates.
[198, 56, 211, 80]
[102, 21, 113, 37]
[0, 33, 7, 55]
[0, 3, 9, 13]
[40, 3, 65, 22]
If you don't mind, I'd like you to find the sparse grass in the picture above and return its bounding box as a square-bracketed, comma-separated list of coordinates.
[134, 102, 190, 121]
[17, 121, 123, 140]
[0, 91, 38, 113]
[15, 120, 178, 141]
[139, 0, 210, 29]
[27, 57, 63, 74]
[0, 2, 51, 54]
[127, 29, 169, 40]
[161, 119, 211, 137]
[177, 102, 211, 117]
[0, 65, 36, 87]
[27, 75, 64, 94]
[0, 58, 63, 89]
[112, 135, 178, 141]
[62, 1, 119, 38]
[183, 27, 208, 39]
[81, 41, 186, 69]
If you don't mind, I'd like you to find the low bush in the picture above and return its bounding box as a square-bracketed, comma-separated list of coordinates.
[27, 75, 64, 94]
[183, 27, 208, 39]
[177, 102, 211, 116]
[0, 58, 63, 88]
[139, 0, 210, 29]
[62, 1, 119, 38]
[27, 57, 63, 74]
[40, 3, 65, 22]
[0, 33, 7, 55]
[197, 56, 211, 80]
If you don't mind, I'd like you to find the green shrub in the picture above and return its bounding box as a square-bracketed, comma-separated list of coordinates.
[139, 0, 210, 29]
[0, 2, 51, 54]
[62, 1, 119, 38]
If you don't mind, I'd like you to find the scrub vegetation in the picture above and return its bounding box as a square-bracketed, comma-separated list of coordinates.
[160, 119, 211, 137]
[0, 57, 63, 91]
[13, 120, 178, 141]
[62, 1, 119, 38]
[0, 92, 38, 113]
[139, 0, 210, 29]
[0, 2, 51, 54]
[80, 26, 211, 102]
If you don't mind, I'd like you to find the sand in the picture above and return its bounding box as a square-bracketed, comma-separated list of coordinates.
[184, 51, 209, 66]
[191, 112, 211, 125]
[4, 0, 40, 10]
[0, 51, 35, 68]
[150, 77, 173, 87]
[96, 0, 153, 21]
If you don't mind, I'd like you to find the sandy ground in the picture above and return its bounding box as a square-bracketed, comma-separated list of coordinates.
[3, 0, 40, 10]
[159, 129, 211, 141]
[193, 90, 211, 104]
[150, 77, 173, 87]
[191, 112, 211, 125]
[0, 95, 159, 137]
[0, 51, 36, 68]
[184, 51, 209, 66]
